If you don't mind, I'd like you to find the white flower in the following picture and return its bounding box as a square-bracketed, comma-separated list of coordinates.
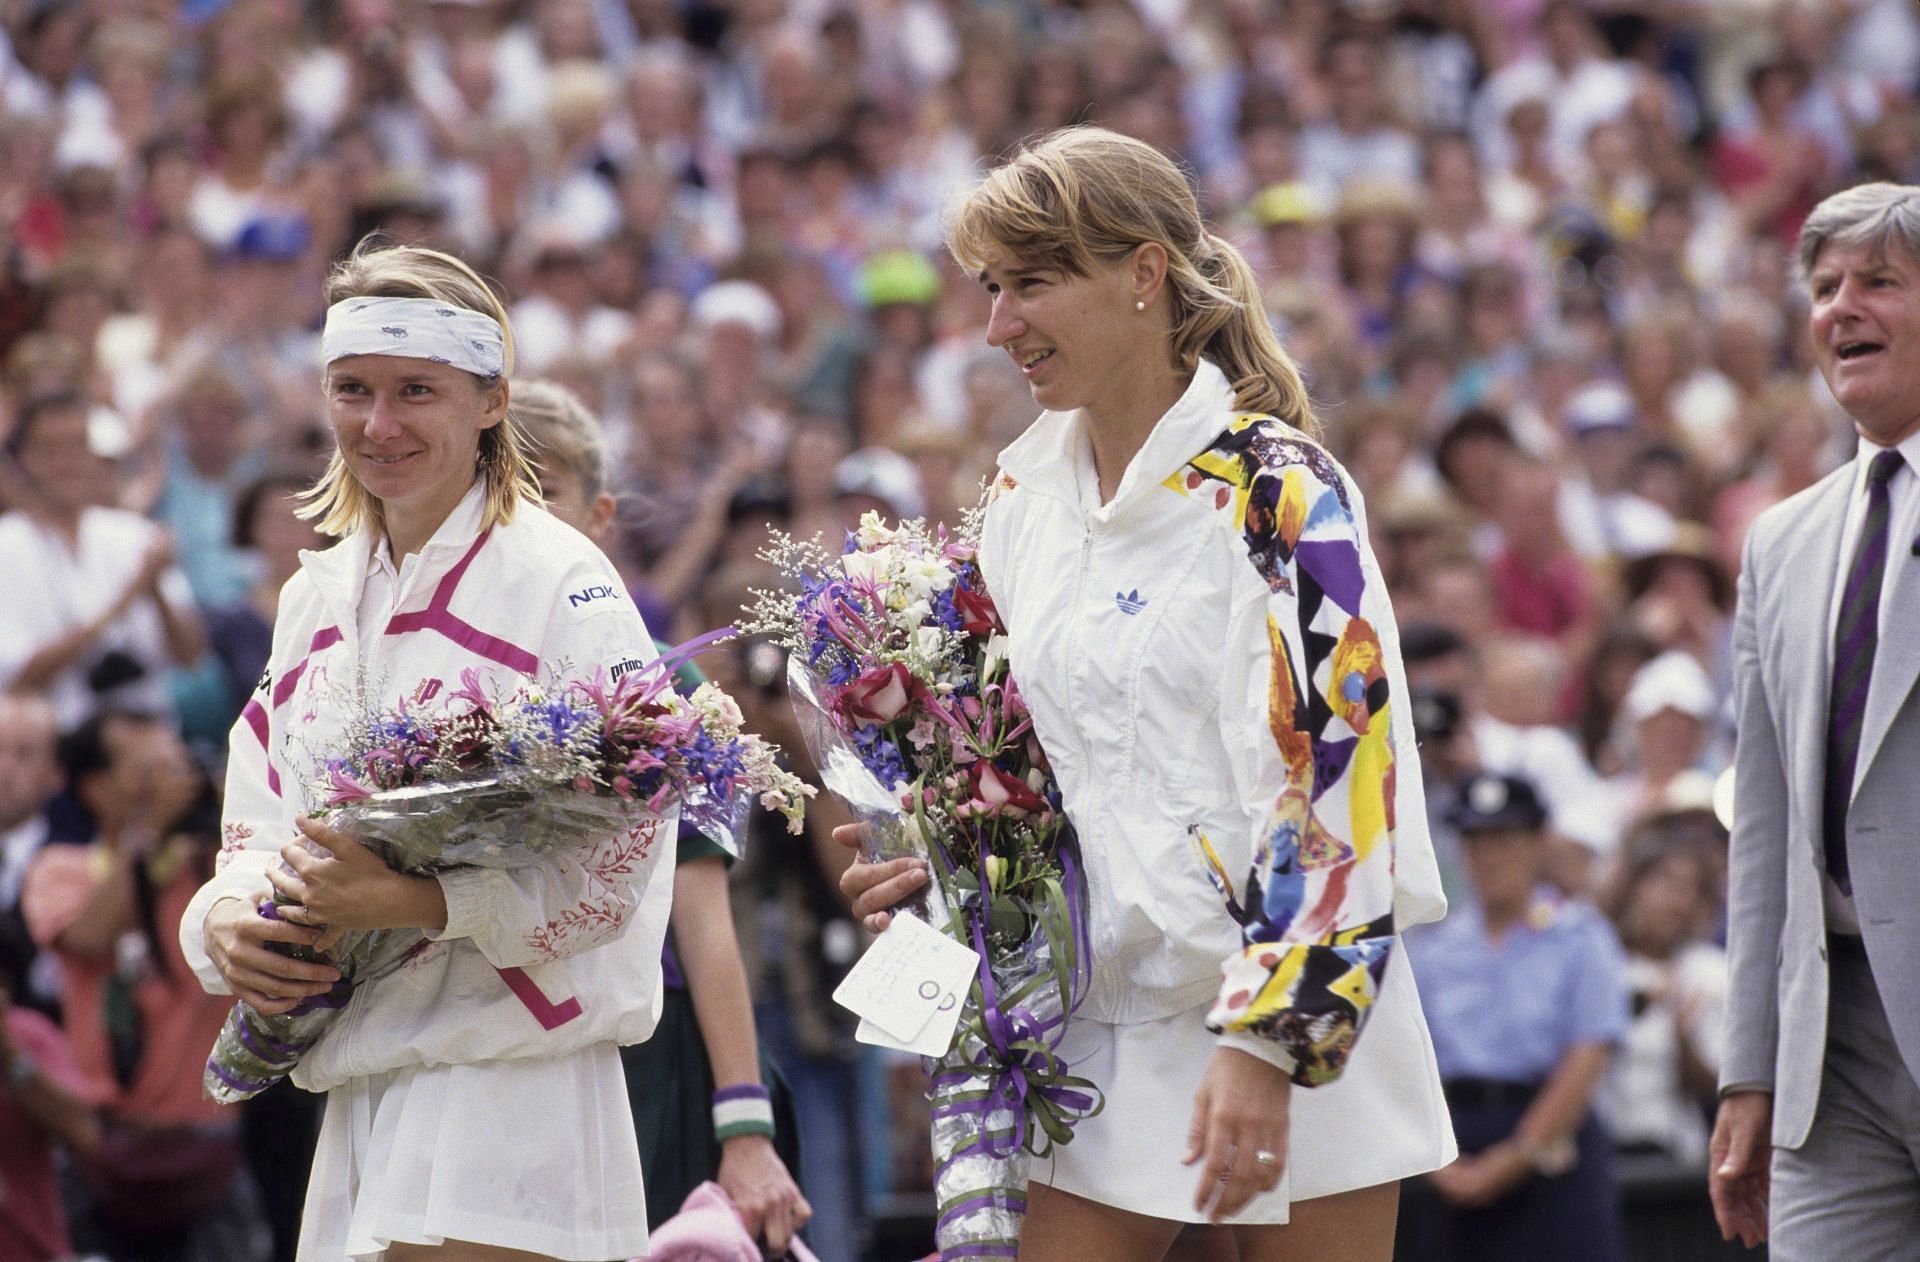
[914, 626, 947, 660]
[983, 633, 1010, 670]
[842, 550, 884, 585]
[690, 682, 744, 729]
[854, 512, 896, 551]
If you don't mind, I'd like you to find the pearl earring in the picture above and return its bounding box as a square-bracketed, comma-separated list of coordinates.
[1134, 300, 1146, 312]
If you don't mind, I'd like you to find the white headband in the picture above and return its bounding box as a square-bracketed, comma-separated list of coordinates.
[321, 296, 507, 379]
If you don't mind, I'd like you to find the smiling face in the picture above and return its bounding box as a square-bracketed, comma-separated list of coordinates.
[326, 354, 505, 534]
[977, 244, 1161, 423]
[1807, 238, 1920, 447]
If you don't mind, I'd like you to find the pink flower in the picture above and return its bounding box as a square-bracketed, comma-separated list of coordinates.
[326, 767, 374, 806]
[967, 760, 1047, 817]
[835, 663, 919, 725]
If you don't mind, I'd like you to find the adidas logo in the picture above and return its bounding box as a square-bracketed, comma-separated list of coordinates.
[1116, 589, 1148, 615]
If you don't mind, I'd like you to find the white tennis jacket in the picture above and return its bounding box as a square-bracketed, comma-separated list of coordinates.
[980, 359, 1447, 1085]
[179, 484, 676, 1093]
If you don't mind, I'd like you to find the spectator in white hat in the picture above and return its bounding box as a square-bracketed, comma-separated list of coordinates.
[1555, 380, 1677, 562]
[691, 278, 786, 464]
[510, 221, 634, 374]
[1573, 650, 1723, 857]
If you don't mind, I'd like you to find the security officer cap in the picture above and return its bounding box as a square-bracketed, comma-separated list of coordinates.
[1446, 771, 1548, 834]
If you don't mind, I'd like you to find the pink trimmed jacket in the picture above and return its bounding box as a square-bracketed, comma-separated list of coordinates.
[177, 483, 677, 1092]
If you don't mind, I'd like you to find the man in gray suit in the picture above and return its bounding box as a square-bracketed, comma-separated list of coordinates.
[1712, 181, 1920, 1254]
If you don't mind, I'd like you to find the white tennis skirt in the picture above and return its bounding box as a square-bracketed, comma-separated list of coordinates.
[1034, 943, 1456, 1224]
[296, 1042, 650, 1261]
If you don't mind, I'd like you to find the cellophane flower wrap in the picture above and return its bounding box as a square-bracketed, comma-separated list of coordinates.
[745, 510, 1101, 1259]
[203, 657, 810, 1104]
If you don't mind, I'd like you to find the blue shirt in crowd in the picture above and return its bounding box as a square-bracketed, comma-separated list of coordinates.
[1406, 890, 1630, 1084]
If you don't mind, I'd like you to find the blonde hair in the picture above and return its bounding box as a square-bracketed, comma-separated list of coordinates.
[947, 126, 1318, 436]
[300, 238, 539, 537]
[511, 378, 607, 500]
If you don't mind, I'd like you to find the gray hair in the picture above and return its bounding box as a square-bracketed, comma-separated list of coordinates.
[1797, 182, 1920, 282]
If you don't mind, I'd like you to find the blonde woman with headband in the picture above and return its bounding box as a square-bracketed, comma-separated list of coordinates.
[511, 379, 813, 1254]
[838, 126, 1456, 1259]
[178, 242, 673, 1262]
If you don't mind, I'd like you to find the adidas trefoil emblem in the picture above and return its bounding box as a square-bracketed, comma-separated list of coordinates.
[1116, 589, 1148, 615]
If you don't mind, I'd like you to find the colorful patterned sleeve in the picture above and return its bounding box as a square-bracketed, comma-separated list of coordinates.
[1178, 420, 1400, 1086]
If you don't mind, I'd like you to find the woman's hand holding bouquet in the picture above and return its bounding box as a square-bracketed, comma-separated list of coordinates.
[203, 658, 809, 1103]
[744, 510, 1099, 1258]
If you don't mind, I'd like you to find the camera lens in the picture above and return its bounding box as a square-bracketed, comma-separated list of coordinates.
[743, 639, 788, 694]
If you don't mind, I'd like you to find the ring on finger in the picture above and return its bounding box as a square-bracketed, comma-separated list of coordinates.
[1254, 1149, 1279, 1168]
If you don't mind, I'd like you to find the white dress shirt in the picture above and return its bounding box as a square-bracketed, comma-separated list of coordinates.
[0, 508, 193, 729]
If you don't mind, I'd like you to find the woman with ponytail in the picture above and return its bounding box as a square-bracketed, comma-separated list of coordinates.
[840, 126, 1455, 1259]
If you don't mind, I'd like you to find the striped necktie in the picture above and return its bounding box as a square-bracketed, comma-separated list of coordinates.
[1824, 447, 1905, 893]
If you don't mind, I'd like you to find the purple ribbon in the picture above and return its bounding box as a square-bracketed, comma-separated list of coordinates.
[1060, 846, 1092, 1005]
[652, 626, 738, 679]
[205, 1056, 275, 1097]
[928, 831, 1102, 1175]
[286, 978, 355, 1016]
[236, 1018, 302, 1065]
[952, 899, 1094, 1157]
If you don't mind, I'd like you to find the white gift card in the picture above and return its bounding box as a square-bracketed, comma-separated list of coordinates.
[856, 1009, 963, 1057]
[833, 912, 979, 1049]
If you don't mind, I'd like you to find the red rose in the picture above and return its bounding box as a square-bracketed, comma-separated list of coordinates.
[836, 663, 919, 725]
[953, 585, 1006, 637]
[968, 760, 1047, 817]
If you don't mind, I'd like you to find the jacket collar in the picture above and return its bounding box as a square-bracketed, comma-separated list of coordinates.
[298, 479, 490, 631]
[996, 358, 1239, 517]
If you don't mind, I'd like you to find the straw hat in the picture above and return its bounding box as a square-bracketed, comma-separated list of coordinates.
[1623, 522, 1733, 613]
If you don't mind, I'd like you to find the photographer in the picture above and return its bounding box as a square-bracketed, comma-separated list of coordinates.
[0, 392, 205, 731]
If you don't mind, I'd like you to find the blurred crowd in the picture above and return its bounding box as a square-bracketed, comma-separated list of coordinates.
[2, 0, 1919, 1257]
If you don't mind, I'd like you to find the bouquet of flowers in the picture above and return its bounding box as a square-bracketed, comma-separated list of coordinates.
[204, 658, 810, 1104]
[745, 511, 1100, 1259]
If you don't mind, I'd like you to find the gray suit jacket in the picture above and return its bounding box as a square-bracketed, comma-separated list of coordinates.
[1725, 458, 1920, 1148]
